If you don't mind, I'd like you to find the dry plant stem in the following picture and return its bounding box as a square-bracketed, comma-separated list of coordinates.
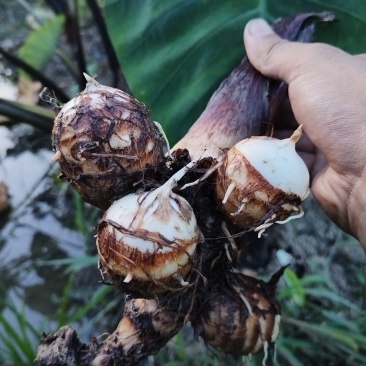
[172, 12, 334, 162]
[0, 181, 9, 214]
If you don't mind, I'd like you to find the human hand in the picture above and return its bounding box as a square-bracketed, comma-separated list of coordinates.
[243, 19, 366, 248]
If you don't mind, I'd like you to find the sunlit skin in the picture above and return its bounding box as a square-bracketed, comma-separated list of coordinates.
[244, 19, 366, 249]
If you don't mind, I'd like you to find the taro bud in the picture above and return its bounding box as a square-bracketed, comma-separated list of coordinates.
[215, 126, 309, 235]
[97, 168, 201, 295]
[52, 74, 166, 209]
[192, 270, 282, 359]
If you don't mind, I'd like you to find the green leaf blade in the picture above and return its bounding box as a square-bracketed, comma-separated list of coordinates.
[19, 15, 65, 79]
[105, 0, 366, 144]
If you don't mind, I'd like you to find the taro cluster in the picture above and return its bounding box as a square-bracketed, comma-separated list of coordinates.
[50, 78, 306, 364]
[38, 12, 333, 366]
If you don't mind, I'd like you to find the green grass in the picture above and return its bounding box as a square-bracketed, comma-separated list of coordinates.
[275, 267, 366, 366]
[0, 299, 39, 366]
[0, 273, 115, 366]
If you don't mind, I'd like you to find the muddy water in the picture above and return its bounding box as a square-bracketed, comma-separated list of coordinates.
[0, 108, 118, 354]
[0, 63, 126, 353]
[0, 119, 105, 344]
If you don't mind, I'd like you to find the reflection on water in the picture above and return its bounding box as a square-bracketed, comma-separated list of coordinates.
[0, 123, 94, 338]
[0, 76, 18, 101]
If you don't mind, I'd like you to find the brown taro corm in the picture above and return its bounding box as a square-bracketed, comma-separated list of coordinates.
[52, 74, 166, 210]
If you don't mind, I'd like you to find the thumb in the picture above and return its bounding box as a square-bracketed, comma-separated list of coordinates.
[243, 19, 304, 83]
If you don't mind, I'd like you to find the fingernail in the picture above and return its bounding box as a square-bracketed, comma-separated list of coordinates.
[246, 19, 274, 37]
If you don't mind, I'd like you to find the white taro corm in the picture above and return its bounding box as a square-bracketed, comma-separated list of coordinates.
[97, 163, 201, 295]
[215, 126, 310, 236]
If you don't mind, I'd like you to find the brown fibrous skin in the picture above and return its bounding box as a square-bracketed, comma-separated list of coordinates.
[97, 218, 199, 297]
[215, 147, 302, 229]
[95, 168, 203, 297]
[191, 268, 284, 356]
[52, 81, 166, 210]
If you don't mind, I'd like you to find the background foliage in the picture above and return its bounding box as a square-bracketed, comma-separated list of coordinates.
[104, 0, 366, 144]
[1, 0, 366, 365]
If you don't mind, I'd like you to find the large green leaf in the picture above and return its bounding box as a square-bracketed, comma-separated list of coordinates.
[104, 0, 366, 143]
[18, 15, 65, 79]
